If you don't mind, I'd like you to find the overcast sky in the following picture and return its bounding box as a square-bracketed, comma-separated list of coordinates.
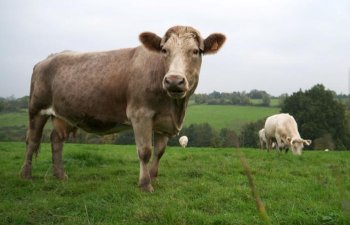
[1, 0, 350, 97]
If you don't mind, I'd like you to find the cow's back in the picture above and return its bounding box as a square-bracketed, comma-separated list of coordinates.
[29, 47, 165, 133]
[265, 113, 299, 139]
[264, 114, 279, 139]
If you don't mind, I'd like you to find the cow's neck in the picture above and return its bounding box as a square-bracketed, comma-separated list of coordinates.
[171, 95, 190, 133]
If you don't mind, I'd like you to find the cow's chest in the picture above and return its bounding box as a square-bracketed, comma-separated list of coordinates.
[152, 113, 183, 137]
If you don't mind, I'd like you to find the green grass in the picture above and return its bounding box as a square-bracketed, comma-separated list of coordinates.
[0, 105, 280, 137]
[0, 111, 28, 127]
[1, 142, 349, 225]
[184, 105, 280, 131]
[250, 99, 280, 107]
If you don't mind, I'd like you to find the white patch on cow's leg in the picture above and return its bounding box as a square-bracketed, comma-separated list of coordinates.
[131, 118, 154, 192]
[40, 107, 57, 116]
[150, 133, 168, 180]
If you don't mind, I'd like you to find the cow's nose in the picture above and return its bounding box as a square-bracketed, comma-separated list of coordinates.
[164, 75, 186, 90]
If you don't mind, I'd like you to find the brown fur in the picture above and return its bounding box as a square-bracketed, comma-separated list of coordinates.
[52, 117, 77, 140]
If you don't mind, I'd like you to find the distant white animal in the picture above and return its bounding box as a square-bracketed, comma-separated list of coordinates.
[259, 128, 278, 150]
[325, 149, 329, 152]
[179, 136, 189, 148]
[258, 128, 268, 149]
[264, 113, 312, 155]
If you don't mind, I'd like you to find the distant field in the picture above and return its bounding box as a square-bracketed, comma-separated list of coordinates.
[0, 105, 280, 133]
[184, 105, 280, 131]
[0, 142, 349, 225]
[0, 110, 28, 127]
[250, 98, 280, 107]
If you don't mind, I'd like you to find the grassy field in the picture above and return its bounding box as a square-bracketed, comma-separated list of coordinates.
[184, 105, 279, 131]
[250, 98, 280, 107]
[0, 142, 349, 225]
[0, 110, 28, 127]
[0, 105, 280, 136]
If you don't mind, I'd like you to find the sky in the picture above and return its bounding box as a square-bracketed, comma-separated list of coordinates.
[1, 0, 350, 97]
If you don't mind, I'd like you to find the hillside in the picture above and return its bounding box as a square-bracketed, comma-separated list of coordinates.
[184, 105, 280, 131]
[1, 142, 349, 225]
[0, 105, 280, 142]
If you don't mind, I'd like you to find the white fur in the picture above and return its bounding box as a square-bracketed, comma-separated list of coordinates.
[40, 107, 57, 116]
[179, 136, 188, 148]
[264, 113, 311, 155]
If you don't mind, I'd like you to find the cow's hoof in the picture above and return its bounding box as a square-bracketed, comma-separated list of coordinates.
[140, 183, 154, 193]
[53, 171, 67, 180]
[20, 172, 32, 180]
[20, 165, 32, 179]
[150, 172, 158, 180]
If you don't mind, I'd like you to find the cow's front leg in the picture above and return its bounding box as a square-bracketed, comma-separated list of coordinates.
[150, 133, 168, 180]
[131, 118, 154, 192]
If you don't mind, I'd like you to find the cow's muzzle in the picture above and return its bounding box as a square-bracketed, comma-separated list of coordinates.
[163, 74, 189, 98]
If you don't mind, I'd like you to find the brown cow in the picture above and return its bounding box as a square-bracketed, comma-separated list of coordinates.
[20, 26, 226, 192]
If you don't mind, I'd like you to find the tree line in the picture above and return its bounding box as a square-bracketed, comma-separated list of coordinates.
[0, 96, 29, 112]
[192, 89, 273, 106]
[1, 84, 349, 150]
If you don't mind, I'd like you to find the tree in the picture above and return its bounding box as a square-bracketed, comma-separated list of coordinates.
[261, 94, 271, 107]
[0, 99, 4, 112]
[239, 119, 265, 148]
[248, 89, 269, 99]
[219, 128, 239, 147]
[281, 84, 350, 150]
[185, 123, 216, 147]
[278, 93, 289, 108]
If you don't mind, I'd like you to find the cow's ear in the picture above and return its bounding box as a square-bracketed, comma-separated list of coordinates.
[139, 32, 162, 52]
[202, 33, 226, 54]
[287, 137, 292, 145]
[303, 139, 312, 145]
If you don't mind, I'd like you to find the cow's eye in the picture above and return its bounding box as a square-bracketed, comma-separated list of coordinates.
[193, 49, 199, 55]
[161, 48, 168, 55]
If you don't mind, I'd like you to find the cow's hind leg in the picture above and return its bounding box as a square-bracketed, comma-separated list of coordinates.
[266, 139, 272, 152]
[21, 113, 49, 179]
[50, 117, 76, 179]
[50, 130, 66, 179]
[150, 133, 168, 180]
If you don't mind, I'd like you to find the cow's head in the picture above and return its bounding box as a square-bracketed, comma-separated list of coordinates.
[139, 26, 226, 99]
[287, 137, 312, 155]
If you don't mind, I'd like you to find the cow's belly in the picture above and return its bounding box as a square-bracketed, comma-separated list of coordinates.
[40, 106, 131, 135]
[76, 120, 131, 134]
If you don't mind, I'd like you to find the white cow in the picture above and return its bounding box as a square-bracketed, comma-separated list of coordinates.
[258, 128, 268, 149]
[179, 136, 189, 148]
[264, 113, 312, 155]
[259, 128, 278, 150]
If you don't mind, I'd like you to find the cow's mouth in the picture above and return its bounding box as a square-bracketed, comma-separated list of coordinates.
[163, 74, 188, 99]
[167, 90, 186, 99]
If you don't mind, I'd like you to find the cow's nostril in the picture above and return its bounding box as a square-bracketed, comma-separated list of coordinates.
[165, 78, 171, 85]
[178, 78, 185, 86]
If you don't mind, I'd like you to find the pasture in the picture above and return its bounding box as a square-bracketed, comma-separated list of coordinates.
[0, 105, 280, 142]
[0, 142, 349, 225]
[0, 110, 27, 127]
[184, 105, 279, 131]
[0, 105, 280, 131]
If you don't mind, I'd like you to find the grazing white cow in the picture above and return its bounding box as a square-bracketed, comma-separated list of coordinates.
[179, 136, 188, 148]
[264, 113, 312, 155]
[259, 128, 278, 150]
[258, 128, 268, 149]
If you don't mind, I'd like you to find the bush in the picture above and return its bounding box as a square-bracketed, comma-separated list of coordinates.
[239, 119, 265, 148]
[281, 84, 350, 150]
